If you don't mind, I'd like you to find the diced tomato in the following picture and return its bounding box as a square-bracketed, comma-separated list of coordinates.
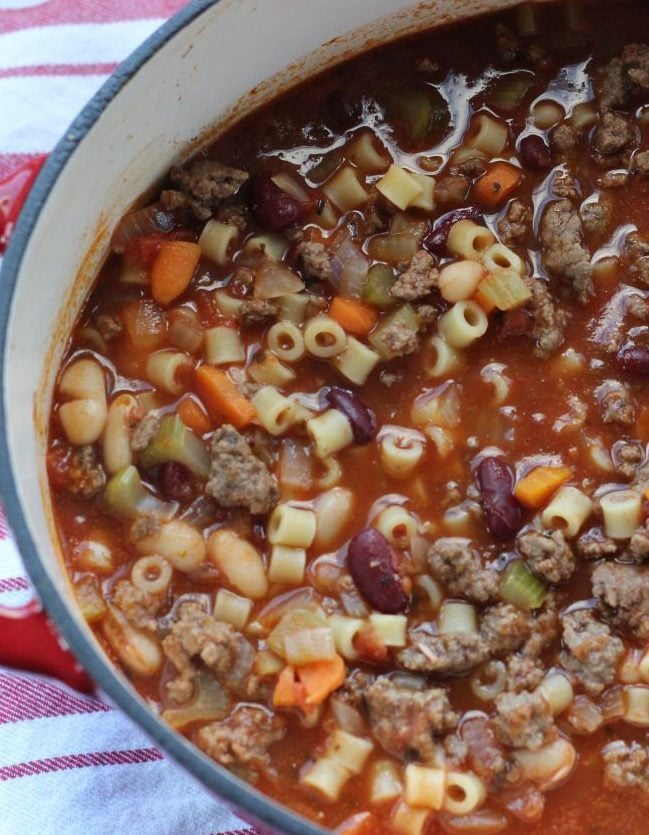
[123, 235, 164, 269]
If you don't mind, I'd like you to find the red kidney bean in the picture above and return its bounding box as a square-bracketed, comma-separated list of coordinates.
[347, 528, 409, 614]
[159, 461, 199, 502]
[476, 456, 523, 540]
[249, 173, 306, 231]
[422, 206, 484, 256]
[325, 387, 377, 443]
[617, 344, 649, 375]
[518, 134, 552, 171]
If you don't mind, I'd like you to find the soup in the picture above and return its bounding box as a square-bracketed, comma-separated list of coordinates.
[47, 2, 649, 832]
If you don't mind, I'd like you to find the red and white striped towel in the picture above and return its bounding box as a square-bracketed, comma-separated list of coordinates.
[0, 2, 263, 832]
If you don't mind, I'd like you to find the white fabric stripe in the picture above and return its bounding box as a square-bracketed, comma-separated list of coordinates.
[0, 20, 164, 70]
[0, 74, 108, 153]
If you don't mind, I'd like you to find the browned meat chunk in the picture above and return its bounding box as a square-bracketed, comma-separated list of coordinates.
[335, 669, 375, 713]
[550, 123, 579, 154]
[197, 705, 286, 778]
[112, 579, 163, 631]
[614, 441, 645, 479]
[553, 169, 581, 201]
[624, 232, 649, 286]
[162, 602, 255, 703]
[391, 250, 439, 301]
[634, 150, 649, 175]
[504, 654, 546, 694]
[427, 537, 499, 604]
[52, 445, 105, 498]
[239, 298, 279, 326]
[517, 529, 575, 584]
[539, 199, 592, 303]
[597, 44, 649, 112]
[215, 199, 249, 233]
[435, 173, 470, 205]
[522, 601, 560, 658]
[296, 241, 333, 281]
[161, 159, 249, 221]
[493, 690, 555, 750]
[206, 424, 279, 515]
[524, 278, 569, 357]
[497, 199, 531, 246]
[602, 740, 649, 792]
[559, 609, 624, 696]
[576, 528, 619, 560]
[628, 521, 649, 562]
[131, 413, 160, 452]
[380, 319, 420, 357]
[365, 677, 457, 762]
[593, 112, 637, 156]
[481, 603, 531, 656]
[398, 631, 489, 674]
[596, 380, 636, 426]
[581, 199, 612, 236]
[592, 562, 649, 642]
[495, 24, 520, 63]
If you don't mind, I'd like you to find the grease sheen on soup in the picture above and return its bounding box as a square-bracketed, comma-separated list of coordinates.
[48, 2, 649, 832]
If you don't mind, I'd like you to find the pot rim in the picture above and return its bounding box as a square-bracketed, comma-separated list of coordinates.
[0, 2, 325, 833]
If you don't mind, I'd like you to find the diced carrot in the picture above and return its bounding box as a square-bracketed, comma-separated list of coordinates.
[514, 466, 573, 509]
[121, 299, 167, 352]
[329, 296, 379, 336]
[644, 486, 649, 503]
[177, 396, 212, 435]
[194, 365, 257, 429]
[150, 240, 201, 306]
[335, 813, 378, 835]
[473, 162, 523, 210]
[273, 665, 307, 709]
[299, 653, 346, 705]
[472, 286, 496, 313]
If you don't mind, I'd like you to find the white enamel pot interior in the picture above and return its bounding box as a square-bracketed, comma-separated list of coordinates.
[0, 0, 553, 832]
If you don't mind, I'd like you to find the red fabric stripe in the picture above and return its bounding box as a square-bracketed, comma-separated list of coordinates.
[0, 63, 117, 79]
[0, 508, 9, 539]
[0, 577, 30, 594]
[0, 0, 186, 35]
[0, 673, 109, 724]
[0, 153, 41, 182]
[0, 747, 163, 781]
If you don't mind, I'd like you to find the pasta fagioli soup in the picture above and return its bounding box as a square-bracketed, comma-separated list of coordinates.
[48, 2, 649, 832]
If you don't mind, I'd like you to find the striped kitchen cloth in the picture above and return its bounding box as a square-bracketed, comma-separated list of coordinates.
[0, 1, 264, 833]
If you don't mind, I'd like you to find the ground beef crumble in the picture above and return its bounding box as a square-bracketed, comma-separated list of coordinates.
[597, 44, 649, 112]
[592, 562, 649, 641]
[131, 413, 160, 452]
[504, 654, 546, 694]
[539, 199, 593, 303]
[197, 705, 286, 778]
[559, 608, 624, 696]
[365, 677, 457, 762]
[206, 425, 279, 515]
[576, 528, 619, 560]
[390, 250, 439, 301]
[296, 241, 333, 281]
[427, 537, 499, 603]
[162, 602, 255, 703]
[398, 631, 489, 674]
[161, 159, 249, 221]
[56, 445, 105, 498]
[481, 603, 531, 656]
[112, 579, 163, 631]
[524, 277, 569, 357]
[517, 528, 576, 584]
[493, 690, 556, 750]
[602, 740, 649, 792]
[497, 199, 531, 246]
[596, 379, 636, 426]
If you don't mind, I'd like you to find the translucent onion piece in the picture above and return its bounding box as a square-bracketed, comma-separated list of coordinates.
[330, 237, 369, 299]
[162, 672, 231, 729]
[111, 205, 174, 253]
[253, 261, 305, 299]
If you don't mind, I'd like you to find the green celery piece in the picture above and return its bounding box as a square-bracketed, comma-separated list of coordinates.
[362, 264, 397, 310]
[369, 303, 420, 359]
[500, 560, 547, 611]
[102, 465, 176, 520]
[140, 414, 210, 480]
[486, 72, 534, 113]
[384, 85, 450, 144]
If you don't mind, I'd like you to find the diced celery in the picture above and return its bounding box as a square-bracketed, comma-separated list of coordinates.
[500, 560, 547, 610]
[477, 269, 532, 311]
[369, 304, 420, 359]
[362, 264, 397, 309]
[486, 72, 534, 113]
[104, 465, 175, 520]
[268, 608, 327, 659]
[384, 86, 450, 144]
[140, 414, 210, 480]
